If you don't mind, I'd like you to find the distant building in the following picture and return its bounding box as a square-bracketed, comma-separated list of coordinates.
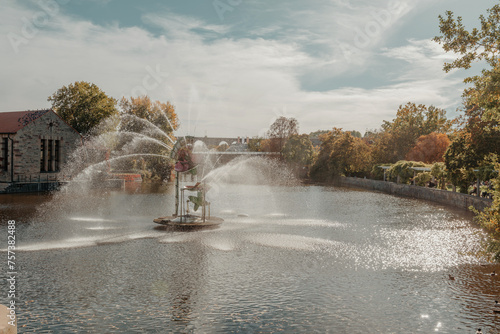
[0, 109, 82, 192]
[192, 136, 249, 149]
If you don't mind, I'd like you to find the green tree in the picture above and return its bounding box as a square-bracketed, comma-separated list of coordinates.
[430, 162, 448, 190]
[414, 172, 432, 187]
[282, 134, 314, 166]
[434, 4, 500, 72]
[368, 130, 395, 164]
[472, 161, 500, 259]
[348, 130, 362, 138]
[48, 81, 118, 135]
[248, 137, 265, 152]
[310, 129, 372, 180]
[328, 132, 372, 177]
[309, 128, 343, 180]
[371, 164, 392, 181]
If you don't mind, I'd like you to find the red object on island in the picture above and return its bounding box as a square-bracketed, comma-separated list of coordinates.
[174, 161, 184, 172]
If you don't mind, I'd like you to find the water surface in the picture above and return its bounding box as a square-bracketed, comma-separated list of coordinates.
[1, 184, 499, 333]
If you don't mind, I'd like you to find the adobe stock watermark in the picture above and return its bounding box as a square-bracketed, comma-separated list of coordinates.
[122, 64, 169, 98]
[7, 0, 71, 54]
[213, 0, 242, 21]
[338, 0, 409, 62]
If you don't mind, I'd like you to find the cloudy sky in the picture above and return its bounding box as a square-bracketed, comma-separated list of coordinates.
[0, 0, 494, 137]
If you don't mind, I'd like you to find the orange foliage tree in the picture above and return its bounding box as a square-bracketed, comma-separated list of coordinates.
[405, 132, 450, 163]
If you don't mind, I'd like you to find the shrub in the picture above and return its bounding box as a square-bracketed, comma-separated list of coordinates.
[387, 160, 427, 184]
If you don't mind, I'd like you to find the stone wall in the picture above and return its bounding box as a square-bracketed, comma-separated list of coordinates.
[0, 111, 81, 183]
[337, 177, 492, 212]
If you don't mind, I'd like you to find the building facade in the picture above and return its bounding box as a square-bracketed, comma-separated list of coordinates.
[0, 110, 82, 191]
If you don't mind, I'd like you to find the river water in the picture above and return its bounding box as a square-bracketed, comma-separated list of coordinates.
[1, 183, 500, 333]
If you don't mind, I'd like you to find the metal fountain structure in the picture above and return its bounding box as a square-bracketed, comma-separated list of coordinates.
[153, 138, 223, 228]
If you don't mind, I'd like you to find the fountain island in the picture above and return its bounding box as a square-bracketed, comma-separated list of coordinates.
[153, 169, 223, 228]
[154, 139, 223, 228]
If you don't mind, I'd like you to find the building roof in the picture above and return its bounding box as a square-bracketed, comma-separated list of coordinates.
[0, 110, 53, 133]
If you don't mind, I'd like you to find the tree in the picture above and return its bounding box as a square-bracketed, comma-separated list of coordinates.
[443, 131, 479, 192]
[48, 81, 118, 135]
[328, 132, 372, 177]
[309, 128, 372, 180]
[430, 162, 448, 190]
[472, 161, 500, 259]
[349, 130, 362, 138]
[309, 128, 343, 180]
[119, 96, 179, 136]
[367, 130, 395, 164]
[435, 4, 500, 191]
[379, 102, 452, 162]
[443, 106, 500, 191]
[248, 137, 265, 152]
[434, 4, 500, 73]
[282, 134, 314, 166]
[435, 2, 500, 258]
[119, 96, 180, 180]
[266, 116, 299, 152]
[405, 132, 451, 163]
[434, 3, 500, 122]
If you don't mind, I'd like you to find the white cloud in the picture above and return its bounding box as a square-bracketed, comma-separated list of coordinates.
[0, 1, 468, 137]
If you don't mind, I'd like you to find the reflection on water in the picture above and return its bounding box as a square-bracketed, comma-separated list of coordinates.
[1, 184, 499, 333]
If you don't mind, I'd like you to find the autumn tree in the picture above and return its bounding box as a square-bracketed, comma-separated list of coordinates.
[118, 96, 180, 180]
[377, 103, 452, 163]
[405, 132, 451, 163]
[434, 4, 500, 73]
[436, 2, 500, 192]
[119, 96, 179, 137]
[309, 128, 372, 180]
[48, 81, 118, 135]
[328, 131, 372, 177]
[369, 130, 396, 164]
[266, 116, 299, 152]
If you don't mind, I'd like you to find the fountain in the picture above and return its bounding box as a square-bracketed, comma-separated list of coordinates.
[153, 139, 224, 228]
[47, 111, 228, 229]
[59, 112, 177, 192]
[3, 108, 498, 333]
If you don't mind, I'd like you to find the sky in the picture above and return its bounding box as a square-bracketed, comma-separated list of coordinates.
[0, 0, 496, 138]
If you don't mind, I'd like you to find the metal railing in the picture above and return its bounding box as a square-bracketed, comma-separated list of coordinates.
[10, 174, 72, 183]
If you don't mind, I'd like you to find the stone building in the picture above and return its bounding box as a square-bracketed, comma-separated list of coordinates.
[0, 109, 82, 192]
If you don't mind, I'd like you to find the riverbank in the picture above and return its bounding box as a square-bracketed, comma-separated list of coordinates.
[334, 177, 492, 212]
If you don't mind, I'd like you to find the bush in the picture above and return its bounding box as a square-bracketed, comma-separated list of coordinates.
[430, 162, 447, 189]
[371, 164, 391, 180]
[414, 172, 432, 186]
[388, 160, 428, 184]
